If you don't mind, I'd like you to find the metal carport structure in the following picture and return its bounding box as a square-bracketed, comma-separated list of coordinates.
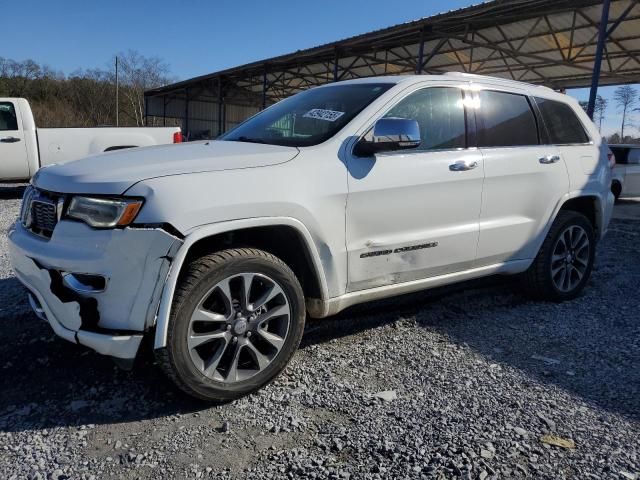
[144, 0, 640, 139]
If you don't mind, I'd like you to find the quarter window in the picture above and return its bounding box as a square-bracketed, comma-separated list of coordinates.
[383, 87, 466, 150]
[476, 90, 538, 147]
[535, 98, 590, 144]
[0, 102, 18, 131]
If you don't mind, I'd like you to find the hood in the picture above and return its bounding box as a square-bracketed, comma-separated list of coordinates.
[34, 140, 299, 194]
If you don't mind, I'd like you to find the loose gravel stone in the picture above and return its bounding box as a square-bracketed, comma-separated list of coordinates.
[0, 189, 638, 479]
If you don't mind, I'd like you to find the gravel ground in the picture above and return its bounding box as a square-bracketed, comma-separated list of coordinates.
[0, 185, 638, 480]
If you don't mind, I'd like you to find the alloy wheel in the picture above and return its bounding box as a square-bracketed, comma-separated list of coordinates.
[187, 273, 290, 383]
[550, 225, 590, 293]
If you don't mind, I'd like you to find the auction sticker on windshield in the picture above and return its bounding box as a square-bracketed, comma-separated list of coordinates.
[303, 109, 345, 122]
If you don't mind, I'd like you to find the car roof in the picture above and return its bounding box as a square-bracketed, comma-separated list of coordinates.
[324, 72, 560, 96]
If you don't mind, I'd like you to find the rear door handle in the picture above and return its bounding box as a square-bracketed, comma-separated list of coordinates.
[539, 154, 560, 164]
[0, 136, 21, 143]
[449, 160, 479, 171]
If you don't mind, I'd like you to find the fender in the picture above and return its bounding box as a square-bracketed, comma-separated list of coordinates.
[153, 216, 330, 349]
[530, 188, 612, 261]
[551, 190, 610, 238]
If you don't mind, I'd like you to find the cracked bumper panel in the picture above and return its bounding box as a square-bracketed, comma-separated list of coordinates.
[8, 220, 182, 359]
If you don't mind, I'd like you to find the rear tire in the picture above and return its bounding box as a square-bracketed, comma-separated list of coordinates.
[521, 211, 595, 301]
[156, 248, 305, 401]
[611, 181, 622, 203]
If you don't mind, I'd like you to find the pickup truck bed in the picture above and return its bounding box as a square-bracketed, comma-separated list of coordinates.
[0, 97, 181, 181]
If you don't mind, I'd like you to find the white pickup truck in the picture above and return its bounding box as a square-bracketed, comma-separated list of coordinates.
[0, 98, 182, 181]
[609, 144, 640, 200]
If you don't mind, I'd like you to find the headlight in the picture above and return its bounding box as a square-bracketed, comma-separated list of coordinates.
[66, 196, 143, 228]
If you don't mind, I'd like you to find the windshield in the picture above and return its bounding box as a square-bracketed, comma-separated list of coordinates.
[221, 83, 393, 147]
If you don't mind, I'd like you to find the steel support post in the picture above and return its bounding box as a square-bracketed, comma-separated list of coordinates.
[587, 0, 611, 119]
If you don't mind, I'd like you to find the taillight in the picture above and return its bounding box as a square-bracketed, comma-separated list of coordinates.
[173, 131, 183, 144]
[607, 152, 616, 169]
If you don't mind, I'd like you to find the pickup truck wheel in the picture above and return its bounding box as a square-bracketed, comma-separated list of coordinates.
[611, 181, 622, 202]
[156, 248, 305, 401]
[521, 211, 595, 301]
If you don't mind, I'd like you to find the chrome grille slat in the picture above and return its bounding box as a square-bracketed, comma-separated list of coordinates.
[32, 200, 57, 232]
[21, 188, 61, 238]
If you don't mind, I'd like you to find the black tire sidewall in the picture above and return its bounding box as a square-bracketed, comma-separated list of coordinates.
[168, 254, 305, 401]
[543, 214, 595, 301]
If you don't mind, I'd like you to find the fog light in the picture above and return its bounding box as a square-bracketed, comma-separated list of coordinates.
[62, 273, 107, 294]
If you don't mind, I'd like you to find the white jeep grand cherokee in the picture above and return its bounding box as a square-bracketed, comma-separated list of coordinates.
[9, 73, 614, 401]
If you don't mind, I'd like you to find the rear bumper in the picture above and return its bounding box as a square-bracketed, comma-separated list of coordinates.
[9, 220, 182, 360]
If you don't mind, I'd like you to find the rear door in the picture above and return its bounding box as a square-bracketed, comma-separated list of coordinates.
[0, 100, 29, 179]
[473, 88, 568, 266]
[623, 148, 640, 196]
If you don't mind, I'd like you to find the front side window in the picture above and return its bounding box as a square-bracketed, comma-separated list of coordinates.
[476, 90, 538, 147]
[535, 97, 590, 145]
[221, 83, 393, 147]
[383, 87, 466, 150]
[0, 102, 18, 131]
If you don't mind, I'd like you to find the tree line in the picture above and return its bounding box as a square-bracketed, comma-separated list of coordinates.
[580, 85, 640, 145]
[0, 51, 174, 128]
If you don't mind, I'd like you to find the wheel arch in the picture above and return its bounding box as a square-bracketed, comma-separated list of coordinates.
[153, 217, 329, 350]
[557, 194, 601, 236]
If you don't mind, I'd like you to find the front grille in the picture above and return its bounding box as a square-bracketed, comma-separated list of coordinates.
[31, 200, 58, 235]
[21, 187, 62, 238]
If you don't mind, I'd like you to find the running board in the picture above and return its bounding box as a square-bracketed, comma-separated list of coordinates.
[306, 259, 531, 318]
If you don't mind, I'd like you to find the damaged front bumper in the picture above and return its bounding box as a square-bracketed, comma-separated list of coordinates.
[8, 220, 182, 361]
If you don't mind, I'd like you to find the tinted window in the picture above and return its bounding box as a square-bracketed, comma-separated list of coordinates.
[609, 146, 629, 164]
[476, 91, 538, 147]
[535, 98, 590, 144]
[0, 102, 18, 131]
[221, 83, 392, 147]
[383, 87, 466, 150]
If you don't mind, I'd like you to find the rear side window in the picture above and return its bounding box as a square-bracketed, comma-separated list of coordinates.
[535, 98, 590, 144]
[0, 102, 19, 131]
[476, 90, 538, 147]
[383, 87, 466, 150]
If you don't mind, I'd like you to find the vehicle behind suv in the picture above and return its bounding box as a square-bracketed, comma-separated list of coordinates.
[610, 144, 640, 200]
[9, 73, 614, 401]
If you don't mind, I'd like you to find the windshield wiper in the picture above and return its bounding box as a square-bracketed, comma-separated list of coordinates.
[233, 136, 269, 144]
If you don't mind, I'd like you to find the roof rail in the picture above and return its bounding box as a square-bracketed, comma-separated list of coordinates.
[442, 72, 555, 92]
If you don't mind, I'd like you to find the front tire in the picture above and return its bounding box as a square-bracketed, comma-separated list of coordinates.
[521, 211, 595, 301]
[156, 248, 305, 401]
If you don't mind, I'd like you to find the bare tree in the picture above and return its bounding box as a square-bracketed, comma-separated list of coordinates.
[578, 96, 607, 131]
[0, 54, 174, 128]
[112, 50, 173, 126]
[594, 95, 608, 131]
[613, 85, 637, 138]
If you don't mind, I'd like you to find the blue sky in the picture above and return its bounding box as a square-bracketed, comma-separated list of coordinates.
[5, 0, 637, 136]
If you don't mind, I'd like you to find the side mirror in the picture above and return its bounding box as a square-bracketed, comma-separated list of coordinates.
[354, 117, 421, 156]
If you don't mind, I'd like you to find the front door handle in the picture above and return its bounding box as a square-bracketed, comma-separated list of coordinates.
[449, 160, 479, 171]
[539, 154, 560, 164]
[0, 136, 21, 143]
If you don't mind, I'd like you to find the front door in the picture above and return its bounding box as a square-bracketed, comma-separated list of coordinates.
[0, 101, 29, 180]
[345, 86, 484, 292]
